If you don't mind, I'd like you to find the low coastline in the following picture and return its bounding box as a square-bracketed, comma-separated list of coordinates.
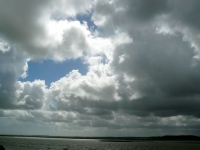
[1, 135, 200, 142]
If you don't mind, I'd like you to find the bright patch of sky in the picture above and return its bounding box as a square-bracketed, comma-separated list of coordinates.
[20, 59, 88, 87]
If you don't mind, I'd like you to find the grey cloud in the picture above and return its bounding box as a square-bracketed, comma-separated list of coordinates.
[92, 0, 200, 37]
[92, 0, 169, 35]
[49, 97, 115, 120]
[0, 48, 27, 109]
[0, 109, 5, 117]
[0, 47, 27, 77]
[55, 26, 90, 59]
[30, 111, 76, 123]
[69, 94, 200, 119]
[0, 0, 47, 56]
[169, 0, 200, 30]
[119, 0, 169, 21]
[80, 83, 118, 101]
[0, 47, 45, 109]
[113, 32, 199, 96]
[15, 80, 46, 109]
[2, 109, 200, 136]
[111, 31, 200, 118]
[118, 96, 200, 117]
[0, 72, 16, 109]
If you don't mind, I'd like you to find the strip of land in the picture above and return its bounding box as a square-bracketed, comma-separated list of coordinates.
[0, 135, 200, 142]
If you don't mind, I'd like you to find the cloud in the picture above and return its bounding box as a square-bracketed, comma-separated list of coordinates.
[113, 31, 198, 96]
[14, 80, 46, 109]
[0, 46, 27, 109]
[1, 0, 200, 136]
[92, 0, 169, 35]
[0, 44, 46, 110]
[105, 1, 200, 120]
[0, 0, 95, 61]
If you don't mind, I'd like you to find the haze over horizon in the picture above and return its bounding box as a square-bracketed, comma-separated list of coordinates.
[1, 0, 200, 137]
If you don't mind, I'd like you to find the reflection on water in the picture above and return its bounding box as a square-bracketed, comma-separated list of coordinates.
[0, 137, 200, 150]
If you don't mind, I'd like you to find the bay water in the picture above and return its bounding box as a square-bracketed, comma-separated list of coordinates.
[0, 137, 200, 150]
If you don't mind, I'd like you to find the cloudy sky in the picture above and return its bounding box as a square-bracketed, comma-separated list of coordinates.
[1, 0, 200, 137]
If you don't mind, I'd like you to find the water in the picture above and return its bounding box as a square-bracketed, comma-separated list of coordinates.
[0, 137, 200, 150]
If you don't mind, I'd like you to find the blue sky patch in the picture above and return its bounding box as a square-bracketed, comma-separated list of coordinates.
[19, 59, 88, 87]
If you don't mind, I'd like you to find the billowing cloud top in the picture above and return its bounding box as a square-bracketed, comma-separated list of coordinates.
[1, 0, 200, 136]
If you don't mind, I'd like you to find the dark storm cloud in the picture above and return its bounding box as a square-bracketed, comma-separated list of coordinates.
[92, 0, 169, 35]
[113, 32, 199, 97]
[105, 0, 200, 119]
[118, 96, 200, 117]
[169, 0, 200, 30]
[120, 0, 169, 21]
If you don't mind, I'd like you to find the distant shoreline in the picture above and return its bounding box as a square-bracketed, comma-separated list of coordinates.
[0, 135, 200, 142]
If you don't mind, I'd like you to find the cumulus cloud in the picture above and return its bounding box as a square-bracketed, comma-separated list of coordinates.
[14, 80, 46, 109]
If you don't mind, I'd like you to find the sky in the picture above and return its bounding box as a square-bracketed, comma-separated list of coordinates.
[1, 0, 200, 137]
[19, 59, 88, 87]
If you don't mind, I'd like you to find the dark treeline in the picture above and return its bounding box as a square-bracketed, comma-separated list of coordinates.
[100, 135, 200, 142]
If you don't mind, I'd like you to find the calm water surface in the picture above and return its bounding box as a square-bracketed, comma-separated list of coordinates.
[0, 137, 200, 150]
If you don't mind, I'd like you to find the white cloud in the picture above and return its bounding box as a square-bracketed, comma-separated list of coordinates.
[48, 68, 120, 105]
[15, 80, 46, 109]
[0, 38, 10, 53]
